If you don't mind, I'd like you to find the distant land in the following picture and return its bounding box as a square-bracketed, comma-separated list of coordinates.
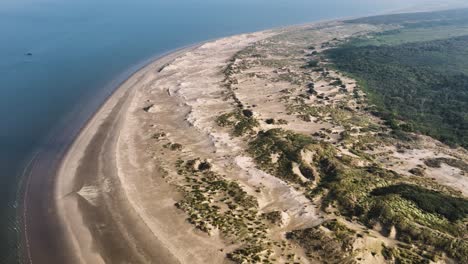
[24, 7, 468, 264]
[389, 0, 468, 13]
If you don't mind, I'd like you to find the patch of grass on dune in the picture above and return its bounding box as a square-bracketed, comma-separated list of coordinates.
[216, 110, 259, 137]
[286, 219, 356, 263]
[248, 129, 317, 184]
[371, 184, 468, 222]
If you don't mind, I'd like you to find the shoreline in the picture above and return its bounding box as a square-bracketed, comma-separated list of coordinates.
[56, 45, 201, 263]
[20, 44, 201, 264]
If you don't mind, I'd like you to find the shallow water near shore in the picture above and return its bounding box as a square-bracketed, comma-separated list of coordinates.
[0, 0, 416, 262]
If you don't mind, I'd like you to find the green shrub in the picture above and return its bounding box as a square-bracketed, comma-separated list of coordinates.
[216, 110, 259, 136]
[248, 129, 316, 184]
[371, 184, 468, 222]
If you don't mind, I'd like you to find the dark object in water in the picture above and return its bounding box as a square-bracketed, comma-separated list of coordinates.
[26, 52, 33, 56]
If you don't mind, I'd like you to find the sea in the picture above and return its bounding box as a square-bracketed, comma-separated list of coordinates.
[0, 0, 411, 262]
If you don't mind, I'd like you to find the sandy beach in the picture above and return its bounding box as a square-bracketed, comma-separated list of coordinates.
[53, 46, 202, 264]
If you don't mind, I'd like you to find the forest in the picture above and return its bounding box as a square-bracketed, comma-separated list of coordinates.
[326, 34, 468, 148]
[346, 8, 468, 27]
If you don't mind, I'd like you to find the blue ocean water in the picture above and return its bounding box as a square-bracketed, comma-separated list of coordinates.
[0, 0, 412, 262]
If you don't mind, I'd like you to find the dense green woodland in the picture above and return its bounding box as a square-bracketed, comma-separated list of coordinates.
[326, 34, 468, 147]
[347, 8, 468, 27]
